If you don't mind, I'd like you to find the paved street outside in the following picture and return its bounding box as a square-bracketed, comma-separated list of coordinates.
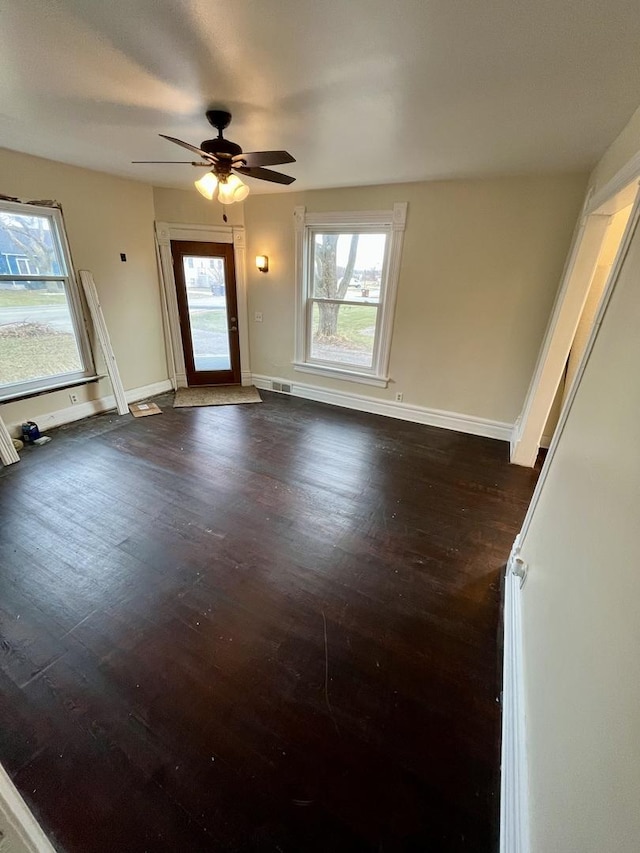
[0, 303, 75, 332]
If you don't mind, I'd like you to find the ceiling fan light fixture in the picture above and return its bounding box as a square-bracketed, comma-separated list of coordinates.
[194, 171, 218, 199]
[143, 112, 295, 192]
[217, 173, 250, 204]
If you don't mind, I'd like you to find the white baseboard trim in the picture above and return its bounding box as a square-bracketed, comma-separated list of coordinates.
[539, 434, 553, 450]
[500, 537, 530, 853]
[252, 374, 513, 441]
[0, 762, 56, 852]
[4, 379, 173, 436]
[511, 423, 552, 465]
[510, 418, 522, 458]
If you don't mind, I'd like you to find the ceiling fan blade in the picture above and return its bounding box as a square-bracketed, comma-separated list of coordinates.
[159, 134, 218, 162]
[234, 166, 296, 185]
[131, 160, 210, 165]
[232, 150, 296, 168]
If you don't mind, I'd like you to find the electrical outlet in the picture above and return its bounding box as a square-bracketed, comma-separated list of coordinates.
[395, 392, 403, 402]
[69, 392, 79, 404]
[254, 312, 263, 322]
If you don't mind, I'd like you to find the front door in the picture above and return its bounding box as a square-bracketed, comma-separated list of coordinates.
[171, 240, 241, 386]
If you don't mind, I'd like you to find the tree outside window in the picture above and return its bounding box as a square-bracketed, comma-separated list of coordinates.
[295, 205, 407, 386]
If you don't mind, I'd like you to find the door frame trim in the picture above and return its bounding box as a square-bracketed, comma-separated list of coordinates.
[511, 171, 640, 466]
[516, 188, 640, 542]
[155, 222, 251, 387]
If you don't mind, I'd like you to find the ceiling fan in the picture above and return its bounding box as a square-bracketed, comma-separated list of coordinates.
[133, 110, 296, 205]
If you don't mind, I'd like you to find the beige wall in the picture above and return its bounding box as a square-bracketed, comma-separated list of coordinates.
[243, 175, 587, 424]
[153, 186, 245, 227]
[520, 210, 640, 853]
[0, 148, 167, 431]
[0, 159, 586, 438]
[519, 101, 640, 852]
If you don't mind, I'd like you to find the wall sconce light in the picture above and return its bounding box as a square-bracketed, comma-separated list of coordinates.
[256, 255, 269, 273]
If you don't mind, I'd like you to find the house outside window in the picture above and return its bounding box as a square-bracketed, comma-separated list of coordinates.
[0, 200, 94, 400]
[15, 257, 34, 275]
[294, 203, 407, 387]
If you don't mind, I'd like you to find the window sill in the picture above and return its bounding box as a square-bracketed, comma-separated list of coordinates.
[0, 375, 103, 406]
[293, 362, 389, 388]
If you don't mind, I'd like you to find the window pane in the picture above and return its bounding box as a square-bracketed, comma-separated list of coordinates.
[312, 233, 386, 302]
[0, 211, 65, 276]
[182, 255, 231, 372]
[0, 282, 82, 385]
[310, 302, 378, 368]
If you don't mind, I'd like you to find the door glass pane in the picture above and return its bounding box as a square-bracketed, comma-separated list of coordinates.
[0, 211, 66, 276]
[312, 233, 386, 302]
[0, 282, 82, 385]
[182, 255, 231, 372]
[310, 302, 378, 368]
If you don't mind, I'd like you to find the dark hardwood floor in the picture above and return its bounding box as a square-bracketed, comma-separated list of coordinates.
[0, 392, 540, 852]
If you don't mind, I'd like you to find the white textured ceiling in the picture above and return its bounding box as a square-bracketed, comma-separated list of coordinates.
[1, 0, 640, 192]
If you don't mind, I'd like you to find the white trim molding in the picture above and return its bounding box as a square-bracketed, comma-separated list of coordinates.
[513, 164, 640, 468]
[0, 762, 56, 852]
[78, 270, 128, 416]
[252, 373, 512, 441]
[154, 221, 251, 387]
[516, 189, 640, 546]
[292, 361, 389, 387]
[510, 204, 611, 467]
[293, 203, 407, 386]
[586, 150, 640, 215]
[500, 536, 530, 853]
[2, 379, 173, 436]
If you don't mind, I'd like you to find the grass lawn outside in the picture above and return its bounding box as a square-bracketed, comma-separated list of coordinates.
[189, 308, 228, 334]
[189, 304, 377, 351]
[312, 303, 378, 350]
[0, 290, 66, 307]
[0, 333, 81, 384]
[335, 304, 377, 348]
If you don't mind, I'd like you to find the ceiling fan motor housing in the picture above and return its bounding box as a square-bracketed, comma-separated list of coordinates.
[202, 110, 243, 175]
[201, 137, 242, 158]
[201, 138, 242, 178]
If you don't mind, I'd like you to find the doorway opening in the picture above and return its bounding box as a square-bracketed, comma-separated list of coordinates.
[511, 179, 638, 466]
[543, 202, 633, 443]
[170, 240, 241, 386]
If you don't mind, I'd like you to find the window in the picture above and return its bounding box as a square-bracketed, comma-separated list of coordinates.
[294, 204, 407, 387]
[15, 257, 34, 275]
[0, 200, 94, 400]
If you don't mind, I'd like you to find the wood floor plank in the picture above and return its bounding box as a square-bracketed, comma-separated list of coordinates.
[0, 392, 540, 851]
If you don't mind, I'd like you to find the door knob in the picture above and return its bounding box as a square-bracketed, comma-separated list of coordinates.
[229, 326, 238, 332]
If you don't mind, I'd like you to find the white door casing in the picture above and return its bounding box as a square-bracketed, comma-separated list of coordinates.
[155, 222, 251, 387]
[511, 175, 640, 467]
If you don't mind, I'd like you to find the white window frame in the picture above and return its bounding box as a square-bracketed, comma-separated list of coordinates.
[0, 199, 94, 401]
[293, 203, 407, 388]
